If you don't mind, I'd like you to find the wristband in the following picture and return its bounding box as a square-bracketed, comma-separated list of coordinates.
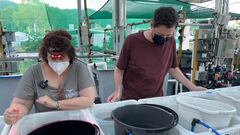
[55, 101, 60, 110]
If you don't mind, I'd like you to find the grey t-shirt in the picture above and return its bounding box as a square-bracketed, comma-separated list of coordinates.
[14, 61, 95, 112]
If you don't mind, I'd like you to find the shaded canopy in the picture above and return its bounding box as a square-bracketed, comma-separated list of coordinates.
[89, 0, 240, 19]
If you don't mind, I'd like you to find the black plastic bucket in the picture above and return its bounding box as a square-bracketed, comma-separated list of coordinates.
[142, 104, 179, 126]
[112, 104, 178, 135]
[28, 120, 100, 135]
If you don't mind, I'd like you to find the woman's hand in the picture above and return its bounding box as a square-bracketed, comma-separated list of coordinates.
[4, 98, 33, 125]
[36, 96, 56, 108]
[3, 107, 20, 125]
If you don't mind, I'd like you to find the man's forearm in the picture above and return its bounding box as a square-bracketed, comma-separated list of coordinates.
[114, 67, 124, 91]
[168, 67, 196, 91]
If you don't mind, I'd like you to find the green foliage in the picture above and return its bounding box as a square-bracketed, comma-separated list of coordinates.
[45, 5, 77, 30]
[18, 60, 38, 74]
[12, 3, 50, 33]
[20, 34, 42, 52]
[1, 6, 16, 30]
[92, 45, 102, 52]
[0, 0, 84, 53]
[105, 31, 113, 50]
[0, 0, 116, 53]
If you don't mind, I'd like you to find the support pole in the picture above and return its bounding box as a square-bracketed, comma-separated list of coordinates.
[77, 0, 84, 55]
[83, 0, 92, 63]
[191, 30, 199, 84]
[0, 22, 8, 75]
[0, 22, 4, 59]
[177, 26, 185, 64]
[112, 0, 126, 55]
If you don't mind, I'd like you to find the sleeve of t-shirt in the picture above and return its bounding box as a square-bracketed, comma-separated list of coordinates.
[77, 62, 95, 91]
[14, 66, 35, 100]
[116, 35, 131, 70]
[171, 39, 179, 68]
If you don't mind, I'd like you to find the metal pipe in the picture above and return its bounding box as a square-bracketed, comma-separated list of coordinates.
[77, 0, 84, 55]
[0, 21, 4, 59]
[126, 20, 150, 27]
[224, 0, 228, 14]
[112, 0, 119, 55]
[191, 30, 199, 84]
[0, 54, 114, 62]
[215, 0, 220, 13]
[83, 0, 92, 63]
[118, 0, 126, 55]
[112, 0, 126, 55]
[220, 0, 223, 14]
[77, 0, 82, 26]
[178, 23, 213, 26]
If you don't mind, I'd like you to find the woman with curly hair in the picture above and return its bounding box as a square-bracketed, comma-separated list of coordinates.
[4, 30, 95, 125]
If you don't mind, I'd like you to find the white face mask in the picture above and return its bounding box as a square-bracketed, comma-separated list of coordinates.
[48, 61, 70, 76]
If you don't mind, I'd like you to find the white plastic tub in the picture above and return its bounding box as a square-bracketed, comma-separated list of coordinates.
[0, 125, 11, 135]
[178, 89, 220, 100]
[176, 96, 236, 133]
[138, 96, 177, 111]
[10, 109, 103, 135]
[173, 115, 240, 135]
[0, 116, 5, 133]
[218, 88, 240, 115]
[91, 100, 137, 135]
[138, 95, 240, 135]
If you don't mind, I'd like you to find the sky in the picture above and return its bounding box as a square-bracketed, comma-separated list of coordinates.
[9, 0, 108, 10]
[193, 0, 240, 14]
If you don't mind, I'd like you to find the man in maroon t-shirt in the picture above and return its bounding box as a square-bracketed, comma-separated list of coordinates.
[107, 7, 206, 102]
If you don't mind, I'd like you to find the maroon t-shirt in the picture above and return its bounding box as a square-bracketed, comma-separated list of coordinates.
[117, 31, 178, 100]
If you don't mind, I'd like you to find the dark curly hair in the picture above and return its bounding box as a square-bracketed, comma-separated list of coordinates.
[39, 30, 76, 64]
[52, 30, 72, 40]
[153, 7, 178, 28]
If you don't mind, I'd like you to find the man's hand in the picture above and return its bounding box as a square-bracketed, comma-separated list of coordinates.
[191, 86, 207, 91]
[3, 107, 20, 125]
[36, 96, 56, 108]
[107, 90, 121, 103]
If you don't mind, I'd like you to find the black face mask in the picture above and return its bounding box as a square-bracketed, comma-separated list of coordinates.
[152, 34, 168, 46]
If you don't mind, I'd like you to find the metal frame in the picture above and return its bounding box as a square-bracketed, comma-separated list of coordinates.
[0, 22, 4, 59]
[112, 0, 126, 55]
[77, 0, 84, 55]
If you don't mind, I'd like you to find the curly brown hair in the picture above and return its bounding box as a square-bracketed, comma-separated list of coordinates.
[39, 30, 76, 63]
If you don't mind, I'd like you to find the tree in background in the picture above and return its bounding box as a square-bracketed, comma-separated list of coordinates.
[0, 0, 115, 54]
[0, 0, 82, 53]
[20, 34, 41, 52]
